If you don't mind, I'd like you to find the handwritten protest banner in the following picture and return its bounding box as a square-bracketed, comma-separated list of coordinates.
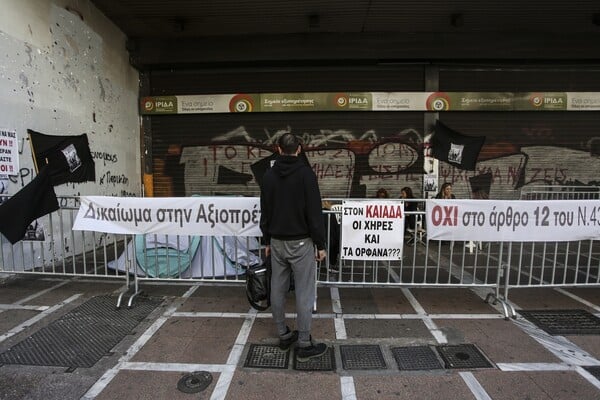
[426, 199, 600, 242]
[73, 196, 261, 236]
[340, 200, 405, 260]
[0, 129, 18, 175]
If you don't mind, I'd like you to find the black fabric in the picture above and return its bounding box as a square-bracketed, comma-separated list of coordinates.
[324, 212, 340, 266]
[0, 167, 59, 244]
[404, 201, 418, 231]
[259, 154, 326, 250]
[469, 173, 493, 198]
[431, 120, 486, 171]
[250, 152, 278, 188]
[28, 129, 95, 185]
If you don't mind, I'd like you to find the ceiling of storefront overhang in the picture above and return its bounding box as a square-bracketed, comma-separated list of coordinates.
[89, 0, 600, 68]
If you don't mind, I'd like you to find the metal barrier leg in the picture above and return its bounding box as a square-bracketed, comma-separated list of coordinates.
[127, 255, 143, 308]
[116, 256, 132, 309]
[313, 261, 318, 313]
[116, 238, 144, 309]
[116, 290, 126, 309]
[485, 262, 517, 320]
[501, 245, 517, 319]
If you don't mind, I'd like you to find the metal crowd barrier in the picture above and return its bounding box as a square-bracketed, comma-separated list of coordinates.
[492, 185, 600, 316]
[520, 185, 600, 200]
[321, 193, 600, 318]
[2, 194, 599, 318]
[122, 234, 260, 307]
[0, 197, 130, 295]
[320, 203, 510, 315]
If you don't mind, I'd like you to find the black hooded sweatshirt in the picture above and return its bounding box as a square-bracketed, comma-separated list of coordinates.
[260, 155, 326, 250]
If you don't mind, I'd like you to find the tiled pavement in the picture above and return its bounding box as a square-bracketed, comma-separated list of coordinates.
[0, 275, 599, 399]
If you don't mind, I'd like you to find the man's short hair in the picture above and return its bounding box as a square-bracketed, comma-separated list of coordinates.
[278, 133, 302, 155]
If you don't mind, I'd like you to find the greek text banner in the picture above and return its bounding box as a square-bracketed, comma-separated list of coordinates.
[340, 200, 405, 260]
[426, 200, 600, 242]
[73, 196, 261, 236]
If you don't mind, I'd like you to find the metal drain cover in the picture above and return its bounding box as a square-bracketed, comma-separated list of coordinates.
[293, 346, 335, 371]
[340, 345, 387, 370]
[437, 344, 493, 369]
[0, 295, 160, 369]
[391, 346, 443, 370]
[583, 366, 600, 380]
[244, 344, 289, 369]
[519, 309, 600, 335]
[177, 371, 212, 393]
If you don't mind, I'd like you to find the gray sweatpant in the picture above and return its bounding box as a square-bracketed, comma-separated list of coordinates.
[270, 238, 316, 345]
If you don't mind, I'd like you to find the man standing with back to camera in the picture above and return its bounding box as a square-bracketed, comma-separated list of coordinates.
[259, 133, 328, 361]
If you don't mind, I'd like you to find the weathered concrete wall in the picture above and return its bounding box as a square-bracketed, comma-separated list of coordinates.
[0, 0, 140, 200]
[0, 0, 139, 263]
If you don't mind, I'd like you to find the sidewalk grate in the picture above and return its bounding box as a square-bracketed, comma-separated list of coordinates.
[391, 346, 444, 370]
[0, 295, 161, 369]
[437, 344, 493, 369]
[293, 346, 335, 371]
[340, 344, 387, 370]
[519, 309, 600, 335]
[244, 344, 289, 369]
[583, 366, 600, 381]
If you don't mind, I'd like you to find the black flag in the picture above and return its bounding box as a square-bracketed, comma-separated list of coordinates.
[469, 173, 493, 199]
[250, 152, 278, 188]
[0, 166, 59, 244]
[28, 129, 95, 185]
[217, 165, 254, 185]
[431, 120, 485, 171]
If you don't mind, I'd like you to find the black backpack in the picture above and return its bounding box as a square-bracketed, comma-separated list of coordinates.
[246, 261, 271, 311]
[245, 256, 294, 311]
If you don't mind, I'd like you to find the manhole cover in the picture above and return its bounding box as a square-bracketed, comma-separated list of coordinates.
[519, 309, 600, 335]
[391, 346, 443, 370]
[340, 345, 387, 370]
[437, 344, 493, 369]
[177, 371, 212, 393]
[244, 344, 289, 369]
[293, 346, 335, 371]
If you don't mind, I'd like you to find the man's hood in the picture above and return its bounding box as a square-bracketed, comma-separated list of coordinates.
[272, 155, 305, 177]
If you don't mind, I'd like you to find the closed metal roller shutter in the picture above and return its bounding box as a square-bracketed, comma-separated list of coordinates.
[145, 65, 600, 200]
[147, 66, 427, 198]
[436, 67, 600, 199]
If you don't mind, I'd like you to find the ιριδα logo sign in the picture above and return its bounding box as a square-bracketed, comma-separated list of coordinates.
[530, 93, 544, 107]
[229, 94, 254, 112]
[143, 98, 154, 111]
[334, 93, 349, 108]
[427, 93, 451, 111]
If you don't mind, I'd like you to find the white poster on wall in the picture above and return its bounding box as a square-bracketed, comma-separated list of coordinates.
[0, 175, 7, 204]
[426, 199, 600, 242]
[0, 129, 18, 176]
[340, 200, 405, 260]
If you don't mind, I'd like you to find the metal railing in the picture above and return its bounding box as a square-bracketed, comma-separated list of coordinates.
[0, 198, 130, 293]
[1, 194, 599, 318]
[520, 185, 600, 200]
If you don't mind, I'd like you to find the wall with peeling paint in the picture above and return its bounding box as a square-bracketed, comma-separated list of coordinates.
[0, 0, 139, 258]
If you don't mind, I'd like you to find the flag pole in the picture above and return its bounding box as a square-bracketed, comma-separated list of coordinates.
[27, 130, 41, 174]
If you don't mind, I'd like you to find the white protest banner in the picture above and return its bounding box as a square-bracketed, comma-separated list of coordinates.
[426, 199, 600, 242]
[340, 200, 405, 260]
[73, 196, 261, 236]
[0, 129, 19, 175]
